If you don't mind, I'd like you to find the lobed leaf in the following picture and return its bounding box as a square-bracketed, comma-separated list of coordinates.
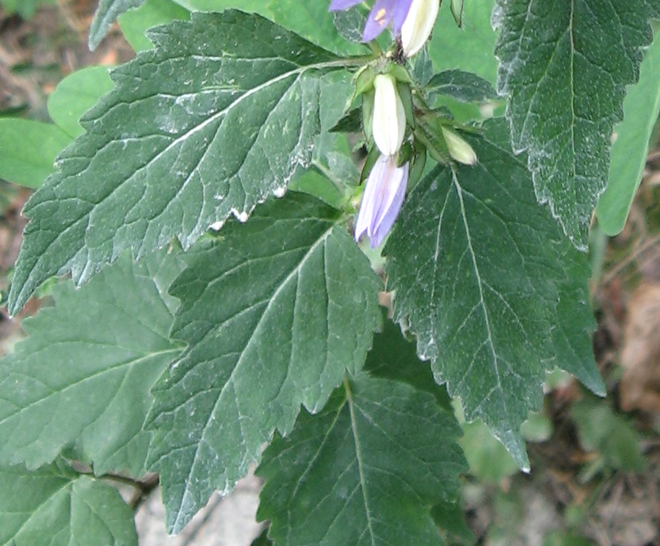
[494, 0, 660, 249]
[257, 370, 466, 546]
[0, 250, 184, 477]
[385, 119, 604, 468]
[0, 461, 137, 546]
[8, 11, 355, 315]
[146, 192, 382, 533]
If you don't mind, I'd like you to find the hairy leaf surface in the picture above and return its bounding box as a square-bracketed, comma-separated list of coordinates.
[147, 193, 382, 533]
[9, 11, 354, 314]
[385, 119, 604, 467]
[427, 69, 498, 103]
[0, 461, 137, 546]
[494, 0, 660, 248]
[257, 371, 466, 546]
[0, 250, 184, 477]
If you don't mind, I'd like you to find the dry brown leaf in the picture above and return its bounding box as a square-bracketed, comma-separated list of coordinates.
[620, 283, 660, 413]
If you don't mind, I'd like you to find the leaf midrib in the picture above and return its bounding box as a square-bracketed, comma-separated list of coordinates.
[170, 224, 336, 531]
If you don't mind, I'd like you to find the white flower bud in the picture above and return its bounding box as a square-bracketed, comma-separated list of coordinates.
[401, 0, 440, 58]
[442, 127, 477, 165]
[372, 74, 406, 157]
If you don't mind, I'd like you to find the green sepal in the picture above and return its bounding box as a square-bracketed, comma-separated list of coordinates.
[450, 0, 465, 27]
[351, 65, 377, 104]
[397, 140, 415, 167]
[415, 115, 451, 164]
[362, 89, 375, 142]
[397, 81, 415, 128]
[407, 147, 427, 191]
[360, 144, 381, 184]
[385, 62, 413, 83]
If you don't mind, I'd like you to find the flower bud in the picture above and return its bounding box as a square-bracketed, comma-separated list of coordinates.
[401, 0, 440, 57]
[441, 127, 477, 165]
[355, 155, 408, 248]
[372, 74, 406, 157]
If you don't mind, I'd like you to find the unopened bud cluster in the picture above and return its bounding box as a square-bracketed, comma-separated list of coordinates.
[331, 0, 477, 248]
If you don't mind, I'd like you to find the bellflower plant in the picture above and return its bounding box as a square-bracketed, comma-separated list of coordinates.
[3, 0, 646, 542]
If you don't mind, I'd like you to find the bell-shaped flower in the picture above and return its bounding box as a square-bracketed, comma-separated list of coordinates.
[372, 74, 406, 157]
[401, 0, 440, 57]
[355, 154, 409, 248]
[442, 127, 478, 165]
[329, 0, 414, 42]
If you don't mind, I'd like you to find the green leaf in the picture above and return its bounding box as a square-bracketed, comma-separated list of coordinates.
[0, 119, 71, 189]
[597, 32, 660, 235]
[364, 316, 452, 410]
[267, 0, 368, 56]
[0, 249, 184, 477]
[427, 69, 498, 103]
[289, 131, 358, 209]
[118, 0, 190, 52]
[170, 0, 367, 55]
[459, 419, 519, 482]
[8, 11, 355, 315]
[47, 66, 114, 138]
[572, 398, 646, 472]
[0, 0, 54, 18]
[431, 499, 475, 544]
[494, 0, 660, 249]
[0, 461, 137, 546]
[428, 0, 498, 84]
[332, 6, 367, 44]
[385, 119, 604, 469]
[257, 374, 467, 546]
[89, 0, 147, 50]
[171, 0, 270, 14]
[146, 192, 382, 533]
[251, 528, 273, 546]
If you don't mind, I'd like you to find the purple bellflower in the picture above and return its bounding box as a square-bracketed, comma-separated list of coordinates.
[329, 0, 414, 42]
[355, 154, 409, 248]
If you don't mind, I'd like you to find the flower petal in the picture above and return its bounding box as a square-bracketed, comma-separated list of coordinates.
[355, 155, 388, 242]
[372, 74, 406, 157]
[369, 157, 407, 238]
[363, 0, 413, 41]
[355, 155, 409, 248]
[370, 172, 406, 248]
[329, 0, 363, 11]
[401, 0, 440, 57]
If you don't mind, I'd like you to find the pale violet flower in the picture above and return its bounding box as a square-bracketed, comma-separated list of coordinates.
[401, 0, 440, 57]
[372, 74, 406, 157]
[329, 0, 414, 42]
[355, 155, 409, 248]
